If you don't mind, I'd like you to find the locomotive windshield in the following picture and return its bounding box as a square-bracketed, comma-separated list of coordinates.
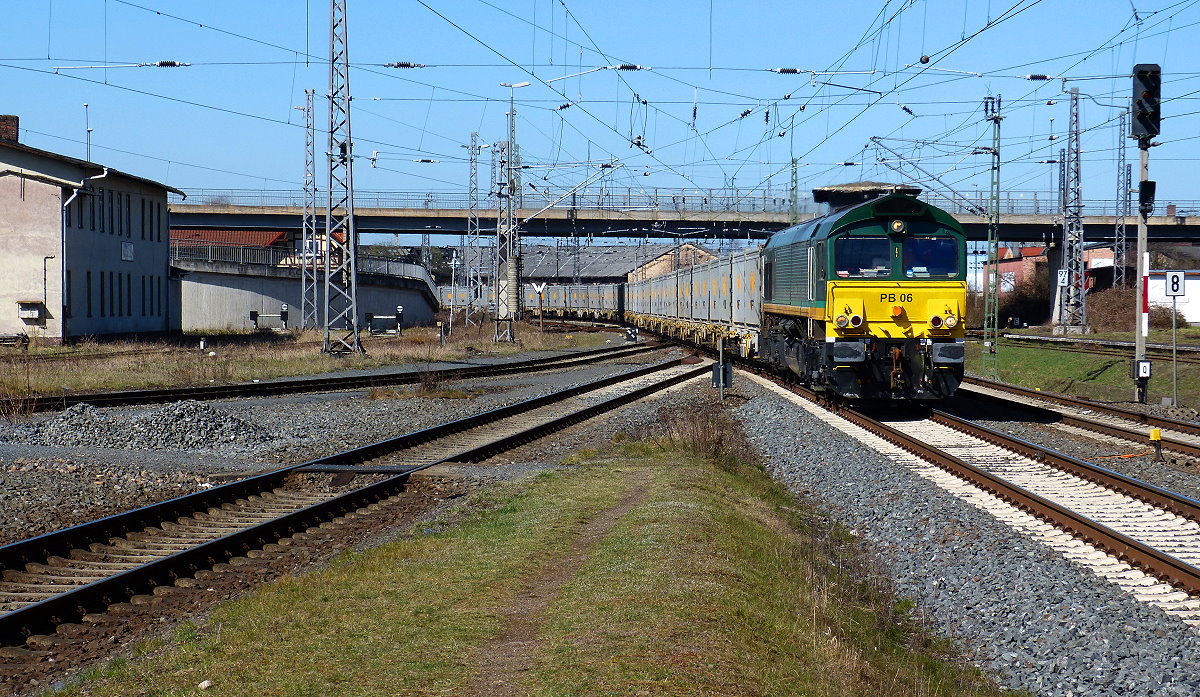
[903, 236, 959, 278]
[835, 236, 892, 278]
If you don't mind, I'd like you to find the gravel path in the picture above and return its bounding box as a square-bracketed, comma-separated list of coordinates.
[733, 376, 1200, 697]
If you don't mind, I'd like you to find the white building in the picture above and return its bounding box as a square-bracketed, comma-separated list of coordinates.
[0, 115, 183, 343]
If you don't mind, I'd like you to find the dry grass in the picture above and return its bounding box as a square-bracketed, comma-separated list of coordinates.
[0, 321, 606, 399]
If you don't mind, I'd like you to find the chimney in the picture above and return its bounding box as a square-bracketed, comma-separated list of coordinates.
[0, 115, 18, 144]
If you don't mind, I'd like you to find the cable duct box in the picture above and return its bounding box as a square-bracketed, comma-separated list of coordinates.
[17, 301, 42, 320]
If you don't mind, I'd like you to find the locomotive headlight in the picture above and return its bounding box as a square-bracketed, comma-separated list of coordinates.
[835, 314, 850, 328]
[890, 219, 906, 234]
[849, 314, 864, 328]
[929, 315, 944, 329]
[943, 314, 958, 328]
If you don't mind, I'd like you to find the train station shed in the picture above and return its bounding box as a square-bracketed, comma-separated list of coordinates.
[0, 115, 183, 343]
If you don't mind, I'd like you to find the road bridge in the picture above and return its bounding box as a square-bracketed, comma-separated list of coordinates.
[169, 188, 1200, 243]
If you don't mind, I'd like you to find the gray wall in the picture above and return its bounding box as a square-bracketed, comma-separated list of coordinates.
[175, 261, 437, 331]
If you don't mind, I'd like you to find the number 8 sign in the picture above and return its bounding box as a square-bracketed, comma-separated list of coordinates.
[1165, 271, 1186, 297]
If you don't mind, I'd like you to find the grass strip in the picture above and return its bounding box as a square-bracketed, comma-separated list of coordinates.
[55, 403, 1012, 697]
[529, 414, 1009, 696]
[965, 340, 1199, 408]
[54, 471, 633, 696]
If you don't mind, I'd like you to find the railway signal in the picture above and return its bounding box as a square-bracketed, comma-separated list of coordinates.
[1131, 64, 1163, 403]
[1132, 64, 1161, 138]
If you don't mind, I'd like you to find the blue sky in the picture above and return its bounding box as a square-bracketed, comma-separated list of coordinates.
[4, 1, 1198, 213]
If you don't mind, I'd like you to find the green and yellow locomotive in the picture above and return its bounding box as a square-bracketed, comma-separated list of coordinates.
[759, 186, 967, 399]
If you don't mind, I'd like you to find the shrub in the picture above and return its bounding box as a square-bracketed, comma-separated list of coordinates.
[998, 274, 1051, 327]
[1086, 286, 1186, 332]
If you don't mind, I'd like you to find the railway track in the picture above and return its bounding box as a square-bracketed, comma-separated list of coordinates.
[965, 331, 1200, 365]
[744, 372, 1200, 627]
[0, 357, 706, 650]
[960, 377, 1200, 465]
[0, 341, 659, 413]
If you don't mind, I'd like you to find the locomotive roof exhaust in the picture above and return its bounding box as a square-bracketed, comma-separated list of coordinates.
[813, 181, 923, 209]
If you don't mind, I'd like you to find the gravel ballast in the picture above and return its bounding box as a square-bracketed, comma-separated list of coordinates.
[0, 353, 674, 546]
[733, 377, 1200, 697]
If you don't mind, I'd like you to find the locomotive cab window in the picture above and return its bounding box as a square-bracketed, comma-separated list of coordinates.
[903, 236, 959, 278]
[835, 236, 892, 278]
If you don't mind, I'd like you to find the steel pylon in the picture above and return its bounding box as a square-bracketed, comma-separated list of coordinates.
[300, 89, 319, 330]
[982, 96, 1003, 380]
[322, 0, 363, 354]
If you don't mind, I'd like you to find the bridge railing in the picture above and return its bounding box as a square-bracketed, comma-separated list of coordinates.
[170, 188, 806, 214]
[170, 244, 439, 298]
[169, 188, 1200, 219]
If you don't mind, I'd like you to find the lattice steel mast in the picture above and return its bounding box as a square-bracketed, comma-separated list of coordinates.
[982, 96, 1003, 379]
[300, 89, 319, 330]
[1057, 88, 1088, 331]
[789, 157, 799, 225]
[322, 0, 363, 354]
[463, 131, 484, 325]
[494, 137, 517, 342]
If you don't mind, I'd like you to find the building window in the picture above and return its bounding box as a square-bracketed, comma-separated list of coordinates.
[116, 193, 122, 236]
[125, 274, 131, 317]
[140, 199, 146, 240]
[117, 273, 123, 317]
[64, 195, 71, 227]
[157, 202, 163, 242]
[108, 190, 115, 234]
[99, 272, 105, 317]
[125, 193, 132, 237]
[98, 189, 105, 233]
[86, 271, 93, 317]
[77, 195, 84, 228]
[65, 270, 72, 318]
[109, 271, 114, 316]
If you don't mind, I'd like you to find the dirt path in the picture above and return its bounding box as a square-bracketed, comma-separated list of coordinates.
[463, 468, 651, 697]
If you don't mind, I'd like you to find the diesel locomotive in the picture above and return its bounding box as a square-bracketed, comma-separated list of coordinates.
[454, 184, 968, 401]
[757, 186, 967, 399]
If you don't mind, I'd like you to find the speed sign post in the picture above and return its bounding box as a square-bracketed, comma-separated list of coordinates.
[1166, 271, 1186, 406]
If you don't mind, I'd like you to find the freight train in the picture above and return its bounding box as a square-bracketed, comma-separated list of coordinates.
[448, 186, 968, 400]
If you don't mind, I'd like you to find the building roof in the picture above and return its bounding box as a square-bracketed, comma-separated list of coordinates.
[171, 228, 288, 247]
[0, 139, 185, 197]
